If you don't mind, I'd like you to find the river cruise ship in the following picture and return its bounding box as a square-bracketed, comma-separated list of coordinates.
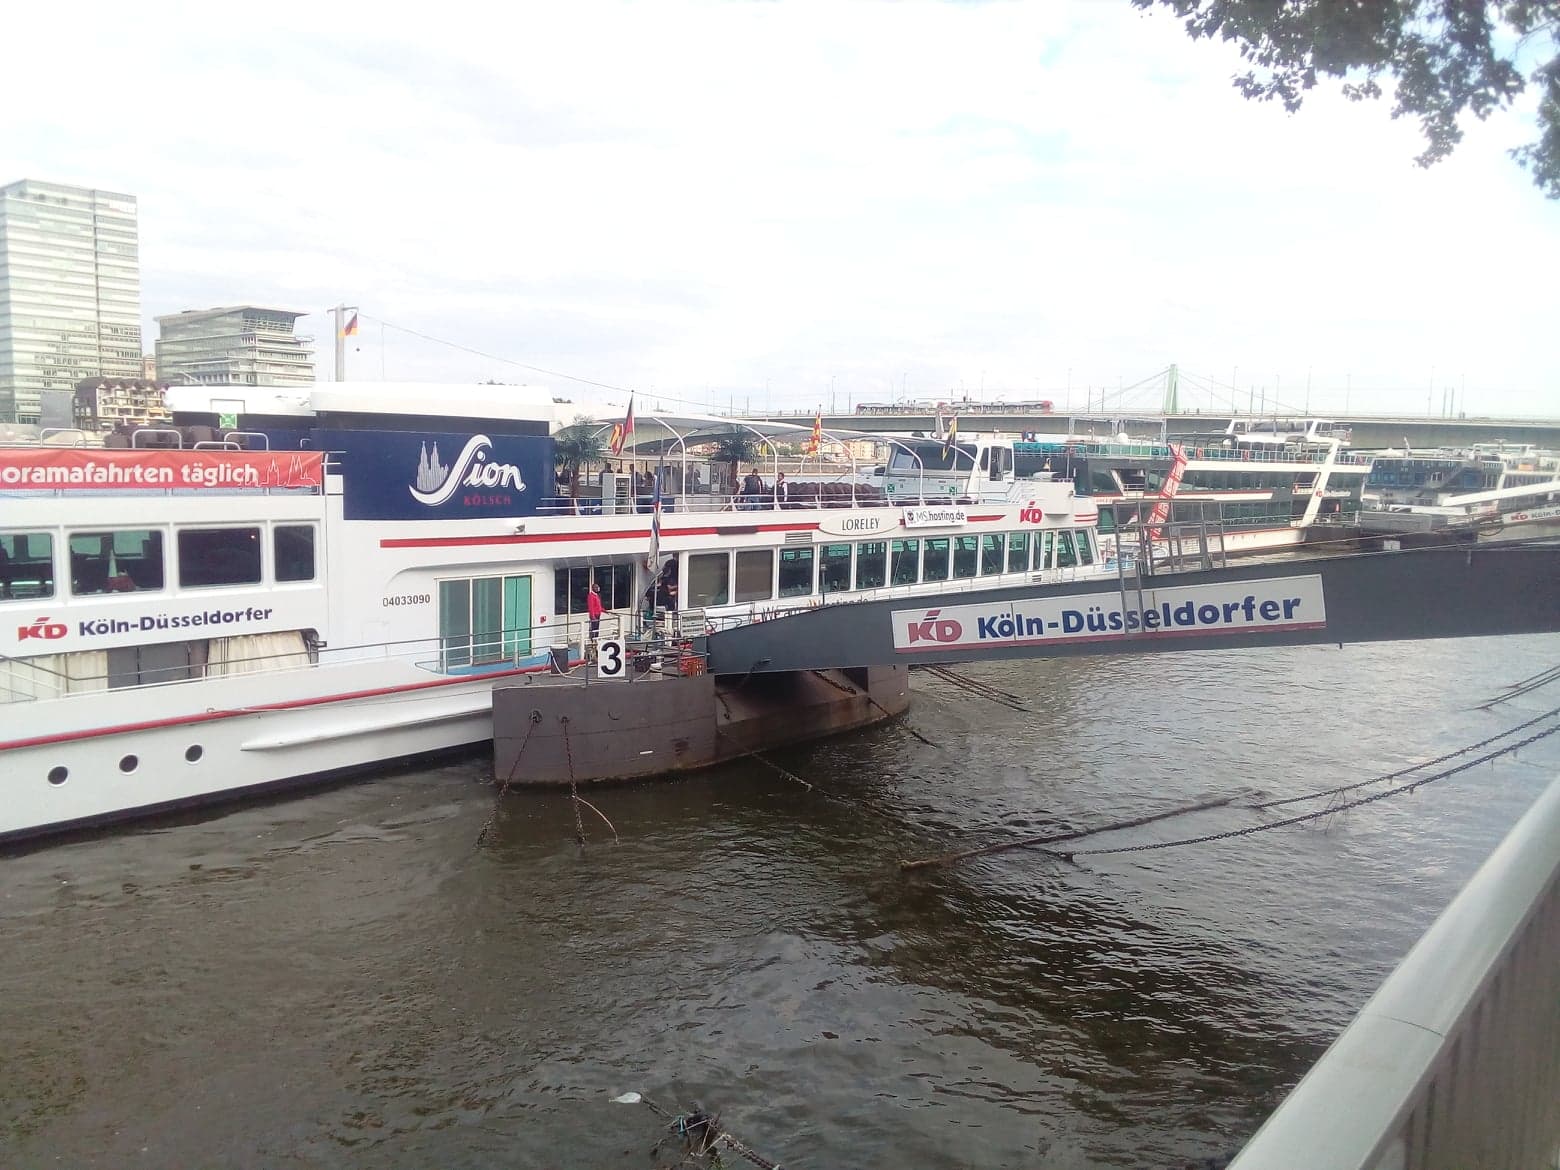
[1, 383, 1118, 843]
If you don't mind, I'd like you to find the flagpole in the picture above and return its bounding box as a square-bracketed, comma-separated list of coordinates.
[333, 303, 345, 382]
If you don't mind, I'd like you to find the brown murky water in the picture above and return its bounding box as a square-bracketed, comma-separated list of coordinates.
[4, 634, 1558, 1169]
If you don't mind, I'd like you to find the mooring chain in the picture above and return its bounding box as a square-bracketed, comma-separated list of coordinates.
[1056, 723, 1560, 861]
[560, 715, 586, 847]
[1254, 704, 1560, 810]
[475, 710, 542, 846]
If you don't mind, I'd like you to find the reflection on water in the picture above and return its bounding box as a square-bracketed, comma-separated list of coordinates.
[3, 635, 1557, 1168]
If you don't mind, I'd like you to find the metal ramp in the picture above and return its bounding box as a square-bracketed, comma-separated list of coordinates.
[704, 542, 1560, 675]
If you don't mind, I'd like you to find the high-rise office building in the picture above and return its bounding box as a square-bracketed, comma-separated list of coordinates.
[156, 306, 315, 387]
[0, 179, 143, 423]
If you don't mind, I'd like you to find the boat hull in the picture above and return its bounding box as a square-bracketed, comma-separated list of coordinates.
[492, 665, 910, 784]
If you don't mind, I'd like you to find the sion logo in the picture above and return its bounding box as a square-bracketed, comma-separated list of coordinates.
[906, 609, 963, 644]
[18, 616, 67, 641]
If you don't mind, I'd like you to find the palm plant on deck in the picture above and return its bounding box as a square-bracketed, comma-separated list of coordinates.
[707, 432, 759, 495]
[553, 417, 609, 503]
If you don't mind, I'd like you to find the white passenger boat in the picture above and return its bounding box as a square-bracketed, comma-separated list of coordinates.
[1002, 418, 1373, 563]
[1358, 444, 1560, 543]
[0, 383, 1116, 843]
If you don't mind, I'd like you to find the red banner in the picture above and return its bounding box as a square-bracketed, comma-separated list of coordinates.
[0, 448, 325, 491]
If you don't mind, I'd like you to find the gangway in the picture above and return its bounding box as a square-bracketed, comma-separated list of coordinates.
[705, 542, 1560, 675]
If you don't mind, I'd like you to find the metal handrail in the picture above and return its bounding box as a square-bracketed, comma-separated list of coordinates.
[1229, 773, 1560, 1170]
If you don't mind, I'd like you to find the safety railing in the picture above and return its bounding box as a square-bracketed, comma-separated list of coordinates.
[1228, 774, 1560, 1170]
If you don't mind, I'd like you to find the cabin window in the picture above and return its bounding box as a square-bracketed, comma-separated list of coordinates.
[555, 564, 634, 615]
[890, 538, 920, 585]
[1006, 533, 1029, 573]
[1077, 530, 1094, 566]
[980, 535, 1005, 575]
[734, 550, 774, 603]
[1, 532, 54, 600]
[440, 574, 533, 667]
[274, 525, 316, 582]
[1096, 506, 1116, 535]
[687, 552, 730, 607]
[777, 547, 814, 598]
[1035, 531, 1054, 570]
[1055, 531, 1077, 568]
[855, 541, 887, 590]
[819, 543, 852, 594]
[952, 535, 979, 579]
[922, 537, 950, 582]
[178, 527, 259, 588]
[71, 529, 164, 595]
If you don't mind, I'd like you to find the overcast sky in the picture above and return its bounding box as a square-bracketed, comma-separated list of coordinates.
[6, 1, 1556, 418]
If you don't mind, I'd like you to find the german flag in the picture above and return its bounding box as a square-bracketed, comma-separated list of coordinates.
[341, 311, 359, 338]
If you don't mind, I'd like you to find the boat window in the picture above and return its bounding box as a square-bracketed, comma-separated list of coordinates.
[888, 442, 977, 474]
[1035, 531, 1054, 570]
[777, 547, 814, 597]
[780, 549, 817, 599]
[555, 564, 634, 615]
[1006, 532, 1029, 573]
[1, 532, 54, 600]
[274, 525, 316, 583]
[687, 552, 730, 607]
[178, 527, 260, 588]
[1096, 506, 1116, 534]
[890, 538, 919, 585]
[855, 541, 887, 590]
[1077, 530, 1094, 566]
[1055, 531, 1077, 568]
[952, 535, 979, 579]
[439, 575, 532, 667]
[922, 537, 950, 582]
[734, 550, 774, 603]
[819, 543, 852, 594]
[980, 534, 1004, 575]
[70, 529, 164, 595]
[979, 448, 990, 471]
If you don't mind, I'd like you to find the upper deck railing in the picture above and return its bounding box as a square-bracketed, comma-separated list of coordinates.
[1228, 773, 1560, 1170]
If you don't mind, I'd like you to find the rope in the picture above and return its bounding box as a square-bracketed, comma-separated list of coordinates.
[1477, 663, 1560, 709]
[1054, 723, 1560, 861]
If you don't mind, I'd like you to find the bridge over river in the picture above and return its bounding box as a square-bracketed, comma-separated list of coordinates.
[705, 542, 1560, 674]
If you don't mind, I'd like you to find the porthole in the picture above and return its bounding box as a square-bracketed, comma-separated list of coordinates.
[48, 766, 68, 786]
[185, 745, 204, 763]
[119, 754, 139, 774]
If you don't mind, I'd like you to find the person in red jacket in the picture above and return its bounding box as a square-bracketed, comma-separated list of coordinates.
[586, 580, 604, 641]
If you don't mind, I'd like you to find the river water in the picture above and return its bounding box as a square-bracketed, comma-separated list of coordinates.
[4, 634, 1559, 1169]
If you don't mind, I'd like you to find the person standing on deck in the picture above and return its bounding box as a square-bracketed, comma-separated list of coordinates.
[587, 581, 604, 641]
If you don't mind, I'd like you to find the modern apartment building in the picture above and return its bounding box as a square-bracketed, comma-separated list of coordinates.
[0, 179, 143, 423]
[155, 306, 314, 387]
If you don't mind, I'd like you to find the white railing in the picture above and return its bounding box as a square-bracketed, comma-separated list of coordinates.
[1229, 773, 1560, 1170]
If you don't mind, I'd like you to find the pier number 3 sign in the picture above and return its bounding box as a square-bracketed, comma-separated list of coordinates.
[596, 637, 626, 679]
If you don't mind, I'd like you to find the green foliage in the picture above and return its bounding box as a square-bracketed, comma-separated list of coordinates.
[707, 432, 761, 486]
[1133, 0, 1560, 197]
[553, 415, 608, 498]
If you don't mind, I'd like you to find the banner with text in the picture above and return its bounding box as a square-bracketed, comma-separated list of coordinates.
[0, 449, 325, 491]
[891, 575, 1327, 652]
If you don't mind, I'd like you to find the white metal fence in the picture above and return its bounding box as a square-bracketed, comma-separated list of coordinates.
[1230, 774, 1560, 1170]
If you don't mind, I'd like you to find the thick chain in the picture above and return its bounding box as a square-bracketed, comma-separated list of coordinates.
[475, 711, 541, 846]
[1255, 703, 1560, 810]
[1059, 723, 1560, 860]
[562, 716, 585, 846]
